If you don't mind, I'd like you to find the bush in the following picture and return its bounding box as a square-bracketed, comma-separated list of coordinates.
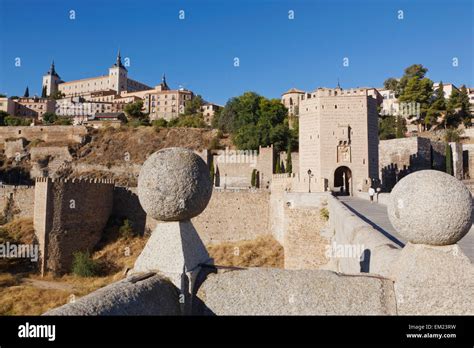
[53, 117, 72, 125]
[71, 251, 98, 277]
[320, 208, 329, 221]
[119, 219, 134, 239]
[4, 116, 31, 126]
[209, 136, 220, 150]
[168, 115, 207, 128]
[152, 119, 168, 129]
[29, 139, 44, 148]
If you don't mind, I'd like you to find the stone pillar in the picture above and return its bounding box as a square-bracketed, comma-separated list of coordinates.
[387, 170, 474, 314]
[450, 142, 464, 180]
[131, 147, 213, 311]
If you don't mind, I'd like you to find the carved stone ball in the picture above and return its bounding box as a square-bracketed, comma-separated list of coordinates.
[137, 147, 212, 221]
[387, 170, 472, 245]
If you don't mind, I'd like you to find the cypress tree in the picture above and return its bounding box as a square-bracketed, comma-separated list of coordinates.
[23, 86, 29, 98]
[41, 86, 47, 98]
[209, 158, 215, 185]
[445, 143, 453, 176]
[286, 145, 292, 173]
[251, 169, 256, 187]
[275, 158, 281, 174]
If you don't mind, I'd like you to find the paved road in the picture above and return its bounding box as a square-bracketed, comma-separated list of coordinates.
[338, 196, 474, 262]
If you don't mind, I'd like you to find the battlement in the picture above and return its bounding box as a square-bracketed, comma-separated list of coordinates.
[35, 177, 115, 185]
[300, 87, 382, 105]
[34, 176, 115, 275]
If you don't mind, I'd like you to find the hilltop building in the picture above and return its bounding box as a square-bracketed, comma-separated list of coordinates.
[41, 51, 152, 99]
[142, 75, 194, 121]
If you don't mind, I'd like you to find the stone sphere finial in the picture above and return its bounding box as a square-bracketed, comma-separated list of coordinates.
[387, 170, 472, 245]
[137, 147, 212, 221]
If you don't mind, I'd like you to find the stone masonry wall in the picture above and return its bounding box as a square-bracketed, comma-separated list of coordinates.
[0, 126, 87, 143]
[34, 178, 114, 275]
[145, 189, 271, 245]
[0, 185, 35, 219]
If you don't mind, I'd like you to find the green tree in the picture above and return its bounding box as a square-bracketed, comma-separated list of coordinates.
[251, 169, 257, 187]
[41, 86, 47, 98]
[49, 91, 65, 100]
[445, 143, 453, 175]
[395, 116, 407, 138]
[275, 157, 281, 174]
[383, 77, 399, 92]
[124, 100, 146, 120]
[215, 92, 292, 152]
[379, 116, 397, 140]
[286, 144, 292, 173]
[42, 112, 58, 124]
[459, 85, 472, 127]
[0, 111, 9, 126]
[398, 72, 433, 131]
[425, 82, 446, 129]
[23, 86, 29, 98]
[184, 95, 204, 115]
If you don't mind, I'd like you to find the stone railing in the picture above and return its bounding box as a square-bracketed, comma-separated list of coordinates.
[326, 195, 401, 276]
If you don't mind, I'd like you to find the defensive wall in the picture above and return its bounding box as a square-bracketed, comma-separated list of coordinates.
[0, 184, 35, 219]
[0, 126, 87, 144]
[34, 177, 114, 275]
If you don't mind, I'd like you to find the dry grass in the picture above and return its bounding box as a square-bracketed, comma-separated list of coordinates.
[76, 127, 219, 166]
[0, 232, 284, 315]
[0, 282, 70, 315]
[0, 218, 35, 244]
[207, 235, 284, 268]
[0, 229, 148, 315]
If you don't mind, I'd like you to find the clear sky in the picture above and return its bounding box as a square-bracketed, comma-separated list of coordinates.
[0, 0, 472, 104]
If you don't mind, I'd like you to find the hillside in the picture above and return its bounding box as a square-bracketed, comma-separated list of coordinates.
[75, 126, 229, 166]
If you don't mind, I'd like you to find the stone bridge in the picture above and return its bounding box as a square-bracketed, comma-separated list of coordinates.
[338, 195, 474, 262]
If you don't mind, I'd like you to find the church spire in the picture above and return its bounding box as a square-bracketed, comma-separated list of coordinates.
[160, 73, 169, 90]
[48, 60, 59, 77]
[113, 49, 126, 70]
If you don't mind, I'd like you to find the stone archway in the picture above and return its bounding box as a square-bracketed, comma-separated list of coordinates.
[334, 166, 352, 195]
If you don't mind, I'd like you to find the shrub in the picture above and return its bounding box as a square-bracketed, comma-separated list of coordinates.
[71, 251, 97, 277]
[4, 116, 31, 126]
[29, 138, 44, 148]
[152, 119, 168, 129]
[119, 219, 134, 239]
[209, 136, 220, 150]
[320, 207, 329, 221]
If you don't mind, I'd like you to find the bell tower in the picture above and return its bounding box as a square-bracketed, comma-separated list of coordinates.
[108, 50, 128, 94]
[42, 61, 61, 97]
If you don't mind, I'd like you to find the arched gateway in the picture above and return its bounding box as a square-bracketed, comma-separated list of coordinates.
[334, 166, 352, 195]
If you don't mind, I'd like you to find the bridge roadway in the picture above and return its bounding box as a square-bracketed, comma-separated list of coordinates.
[337, 196, 474, 262]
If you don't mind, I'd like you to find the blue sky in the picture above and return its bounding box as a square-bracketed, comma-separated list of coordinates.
[0, 0, 472, 104]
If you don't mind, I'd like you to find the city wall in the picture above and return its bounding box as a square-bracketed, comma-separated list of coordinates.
[34, 178, 114, 275]
[145, 189, 272, 245]
[0, 126, 87, 144]
[0, 185, 35, 218]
